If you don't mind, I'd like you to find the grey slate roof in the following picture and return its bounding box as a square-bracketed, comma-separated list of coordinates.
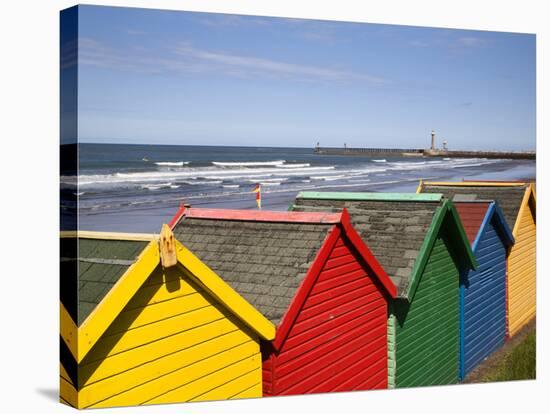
[421, 184, 528, 228]
[173, 218, 333, 325]
[292, 199, 441, 297]
[61, 238, 148, 326]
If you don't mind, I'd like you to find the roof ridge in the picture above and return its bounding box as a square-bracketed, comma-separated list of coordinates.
[406, 200, 477, 301]
[462, 179, 529, 184]
[297, 191, 443, 202]
[182, 207, 343, 224]
[451, 200, 493, 204]
[423, 181, 527, 187]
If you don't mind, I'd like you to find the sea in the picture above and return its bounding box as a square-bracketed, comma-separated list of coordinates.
[62, 143, 536, 233]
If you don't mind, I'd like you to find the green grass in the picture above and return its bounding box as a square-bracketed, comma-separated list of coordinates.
[483, 331, 536, 382]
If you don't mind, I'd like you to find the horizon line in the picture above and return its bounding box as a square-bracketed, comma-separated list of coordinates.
[62, 141, 536, 152]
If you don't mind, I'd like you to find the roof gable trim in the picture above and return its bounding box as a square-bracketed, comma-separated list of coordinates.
[174, 240, 276, 341]
[406, 204, 447, 300]
[422, 181, 527, 188]
[273, 208, 397, 350]
[272, 224, 341, 351]
[74, 232, 278, 362]
[168, 203, 187, 229]
[462, 179, 529, 184]
[406, 200, 477, 301]
[339, 209, 397, 298]
[473, 202, 515, 252]
[175, 207, 343, 225]
[60, 303, 78, 361]
[513, 183, 536, 237]
[77, 240, 160, 362]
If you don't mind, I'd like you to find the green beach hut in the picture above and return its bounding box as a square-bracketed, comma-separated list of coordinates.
[291, 192, 477, 388]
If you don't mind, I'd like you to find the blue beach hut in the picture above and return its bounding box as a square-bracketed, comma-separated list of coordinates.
[453, 201, 515, 379]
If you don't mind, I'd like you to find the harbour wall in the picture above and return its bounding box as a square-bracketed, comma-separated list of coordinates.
[314, 147, 535, 160]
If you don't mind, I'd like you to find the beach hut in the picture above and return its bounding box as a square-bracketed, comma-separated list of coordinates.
[59, 227, 275, 409]
[169, 207, 397, 396]
[452, 201, 514, 379]
[419, 181, 536, 337]
[291, 192, 477, 388]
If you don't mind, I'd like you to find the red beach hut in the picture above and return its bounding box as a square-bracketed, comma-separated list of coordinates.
[170, 207, 397, 395]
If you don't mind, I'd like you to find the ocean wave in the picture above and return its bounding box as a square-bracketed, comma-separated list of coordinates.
[72, 156, 501, 193]
[200, 180, 223, 185]
[247, 177, 287, 183]
[222, 184, 240, 188]
[155, 161, 190, 167]
[276, 163, 311, 168]
[450, 163, 487, 169]
[203, 167, 336, 181]
[181, 180, 223, 186]
[372, 159, 387, 163]
[142, 183, 172, 191]
[212, 160, 285, 167]
[386, 158, 497, 172]
[344, 167, 387, 174]
[312, 174, 348, 181]
[75, 165, 337, 187]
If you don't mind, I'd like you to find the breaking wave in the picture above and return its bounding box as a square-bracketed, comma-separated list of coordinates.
[155, 161, 190, 167]
[212, 160, 285, 167]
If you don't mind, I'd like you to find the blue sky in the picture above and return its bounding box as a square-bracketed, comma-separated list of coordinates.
[74, 5, 536, 150]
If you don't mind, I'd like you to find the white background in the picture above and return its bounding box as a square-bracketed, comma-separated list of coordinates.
[0, 1, 547, 413]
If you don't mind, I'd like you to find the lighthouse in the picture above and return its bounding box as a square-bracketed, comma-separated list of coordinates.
[431, 130, 436, 151]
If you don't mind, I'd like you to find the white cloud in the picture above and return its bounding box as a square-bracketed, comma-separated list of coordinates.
[78, 37, 388, 84]
[173, 44, 386, 83]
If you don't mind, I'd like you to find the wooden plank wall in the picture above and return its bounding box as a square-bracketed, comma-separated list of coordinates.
[508, 201, 536, 336]
[462, 218, 507, 378]
[394, 233, 460, 388]
[261, 347, 275, 396]
[77, 267, 262, 408]
[266, 234, 388, 395]
[60, 363, 78, 407]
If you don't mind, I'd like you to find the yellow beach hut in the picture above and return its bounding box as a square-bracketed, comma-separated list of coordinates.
[418, 180, 536, 336]
[60, 226, 275, 409]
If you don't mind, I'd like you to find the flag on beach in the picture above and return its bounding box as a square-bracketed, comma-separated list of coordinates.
[252, 183, 261, 209]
